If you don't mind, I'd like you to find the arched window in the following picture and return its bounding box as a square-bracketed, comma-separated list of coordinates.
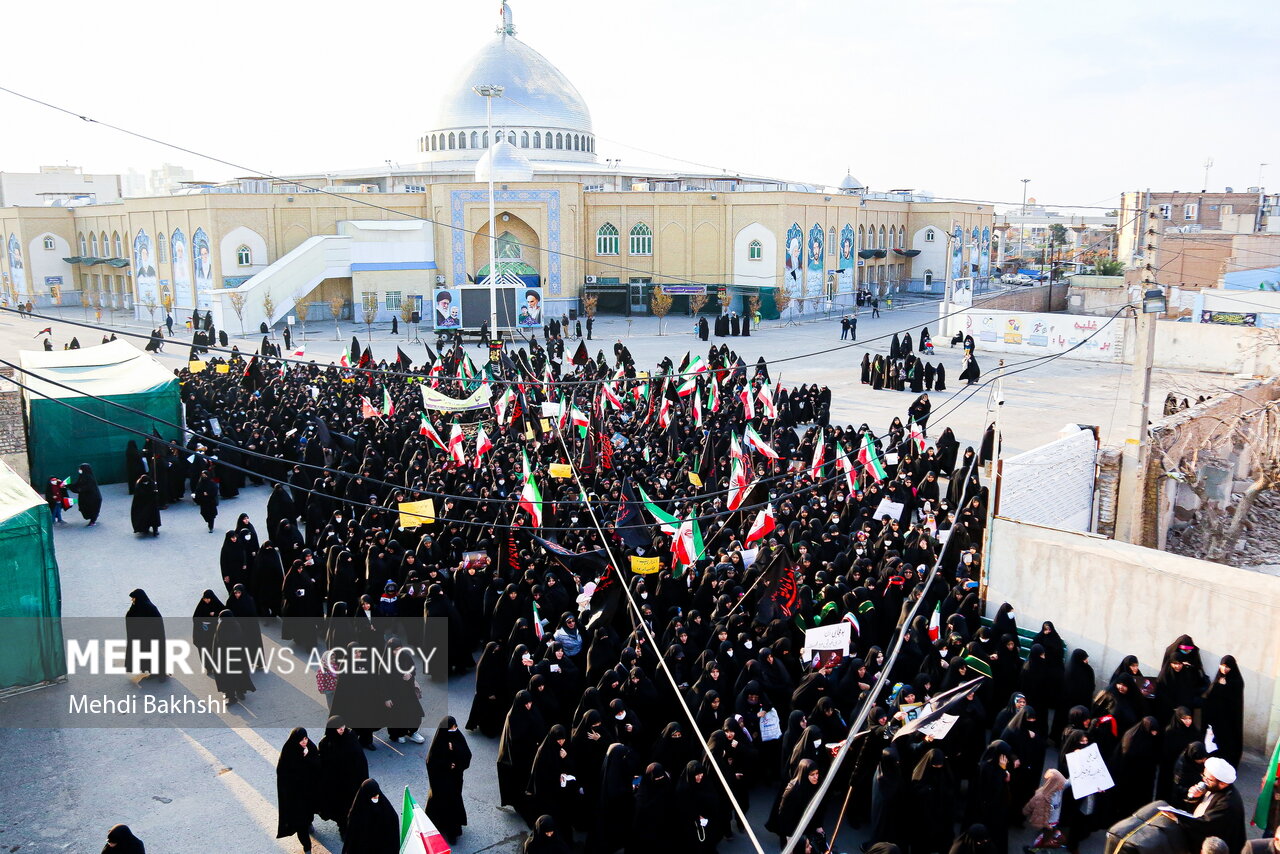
[112, 232, 122, 256]
[925, 229, 935, 242]
[533, 131, 541, 149]
[79, 233, 87, 255]
[748, 239, 763, 261]
[469, 131, 478, 148]
[42, 235, 55, 250]
[157, 233, 167, 262]
[521, 131, 529, 147]
[596, 222, 619, 256]
[90, 234, 99, 255]
[236, 245, 252, 266]
[629, 223, 652, 256]
[438, 134, 445, 150]
[858, 226, 865, 251]
[497, 130, 506, 143]
[878, 226, 887, 249]
[898, 226, 906, 248]
[923, 269, 934, 288]
[459, 133, 468, 149]
[555, 133, 564, 149]
[448, 132, 456, 150]
[828, 227, 837, 256]
[574, 135, 582, 151]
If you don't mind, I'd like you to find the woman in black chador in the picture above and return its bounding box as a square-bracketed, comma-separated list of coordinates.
[210, 609, 256, 703]
[319, 716, 368, 838]
[425, 716, 472, 844]
[343, 778, 399, 854]
[130, 474, 161, 536]
[69, 463, 102, 525]
[276, 727, 320, 852]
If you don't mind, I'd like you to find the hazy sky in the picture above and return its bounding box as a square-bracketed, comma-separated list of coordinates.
[2, 0, 1276, 211]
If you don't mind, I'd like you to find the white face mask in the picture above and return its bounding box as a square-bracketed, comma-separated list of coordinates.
[371, 795, 380, 803]
[615, 712, 626, 721]
[743, 640, 752, 650]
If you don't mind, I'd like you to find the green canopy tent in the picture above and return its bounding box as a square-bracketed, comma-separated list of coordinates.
[0, 459, 64, 692]
[19, 340, 182, 486]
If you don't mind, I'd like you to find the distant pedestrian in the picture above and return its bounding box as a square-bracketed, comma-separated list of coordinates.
[45, 476, 68, 524]
[850, 316, 857, 341]
[586, 316, 593, 340]
[871, 298, 880, 318]
[391, 316, 399, 336]
[69, 463, 102, 526]
[276, 727, 321, 853]
[840, 316, 851, 340]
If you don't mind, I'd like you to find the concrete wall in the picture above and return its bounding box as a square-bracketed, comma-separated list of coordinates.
[1139, 319, 1280, 376]
[975, 283, 1067, 313]
[951, 307, 1123, 362]
[985, 517, 1280, 749]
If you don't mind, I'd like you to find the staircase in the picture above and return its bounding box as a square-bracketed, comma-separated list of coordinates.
[210, 235, 353, 334]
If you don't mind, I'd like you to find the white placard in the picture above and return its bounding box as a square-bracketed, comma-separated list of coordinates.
[1065, 742, 1115, 798]
[803, 622, 851, 656]
[287, 315, 296, 325]
[874, 499, 906, 522]
[918, 713, 959, 739]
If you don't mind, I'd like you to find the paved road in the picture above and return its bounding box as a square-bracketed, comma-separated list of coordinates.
[0, 302, 1263, 853]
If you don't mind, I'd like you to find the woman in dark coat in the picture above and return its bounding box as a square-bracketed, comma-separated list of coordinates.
[319, 716, 368, 837]
[1201, 654, 1244, 767]
[1058, 649, 1096, 739]
[629, 762, 676, 854]
[908, 748, 957, 854]
[210, 609, 256, 703]
[124, 441, 145, 493]
[425, 716, 472, 844]
[343, 779, 399, 854]
[226, 583, 264, 663]
[766, 758, 825, 847]
[1110, 716, 1162, 820]
[102, 825, 145, 854]
[193, 470, 218, 532]
[861, 353, 872, 384]
[525, 815, 572, 854]
[970, 741, 1014, 854]
[220, 531, 250, 594]
[497, 690, 547, 812]
[130, 474, 161, 536]
[252, 542, 285, 619]
[468, 641, 508, 737]
[69, 463, 102, 525]
[125, 588, 165, 676]
[526, 724, 578, 838]
[191, 589, 224, 669]
[588, 742, 637, 854]
[277, 727, 321, 852]
[1158, 706, 1202, 803]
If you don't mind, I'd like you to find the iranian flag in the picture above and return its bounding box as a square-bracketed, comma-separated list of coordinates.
[291, 345, 306, 359]
[360, 396, 381, 419]
[495, 387, 515, 425]
[638, 486, 680, 535]
[519, 451, 543, 525]
[657, 395, 672, 429]
[532, 600, 545, 641]
[858, 433, 888, 481]
[809, 432, 826, 480]
[686, 354, 708, 374]
[744, 424, 779, 459]
[675, 373, 697, 397]
[671, 512, 706, 570]
[339, 347, 350, 368]
[447, 423, 467, 465]
[570, 406, 590, 437]
[745, 504, 776, 545]
[727, 432, 745, 463]
[928, 600, 942, 642]
[757, 382, 778, 419]
[707, 377, 720, 413]
[739, 383, 755, 419]
[382, 387, 395, 418]
[400, 787, 450, 854]
[727, 456, 750, 511]
[474, 424, 493, 466]
[602, 383, 623, 410]
[908, 421, 926, 453]
[692, 384, 703, 428]
[835, 453, 857, 493]
[419, 414, 447, 451]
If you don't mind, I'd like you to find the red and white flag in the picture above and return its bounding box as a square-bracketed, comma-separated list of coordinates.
[744, 425, 779, 459]
[808, 430, 826, 480]
[745, 504, 777, 545]
[419, 414, 447, 451]
[727, 456, 750, 511]
[447, 423, 466, 466]
[928, 600, 942, 642]
[474, 424, 493, 467]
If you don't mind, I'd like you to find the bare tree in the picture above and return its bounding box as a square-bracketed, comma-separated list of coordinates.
[291, 287, 310, 338]
[141, 296, 159, 325]
[329, 296, 345, 340]
[262, 293, 276, 336]
[1159, 400, 1280, 561]
[773, 286, 792, 322]
[227, 292, 247, 335]
[689, 293, 708, 316]
[650, 285, 673, 335]
[583, 294, 598, 319]
[718, 287, 733, 314]
[363, 306, 376, 342]
[747, 294, 761, 325]
[400, 297, 416, 340]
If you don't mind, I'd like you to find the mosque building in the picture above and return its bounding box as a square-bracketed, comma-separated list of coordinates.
[0, 3, 993, 331]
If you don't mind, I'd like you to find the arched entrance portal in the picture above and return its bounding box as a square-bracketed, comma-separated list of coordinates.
[473, 212, 541, 284]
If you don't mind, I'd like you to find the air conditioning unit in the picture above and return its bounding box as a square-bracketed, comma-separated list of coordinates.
[585, 275, 597, 284]
[435, 275, 445, 285]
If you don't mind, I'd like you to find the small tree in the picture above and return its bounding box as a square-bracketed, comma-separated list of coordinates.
[227, 292, 247, 335]
[582, 294, 598, 319]
[747, 295, 761, 324]
[689, 293, 708, 316]
[292, 286, 310, 338]
[650, 285, 672, 335]
[142, 296, 158, 325]
[1093, 259, 1125, 276]
[363, 305, 377, 342]
[718, 287, 733, 314]
[262, 293, 276, 335]
[400, 297, 416, 340]
[329, 296, 345, 340]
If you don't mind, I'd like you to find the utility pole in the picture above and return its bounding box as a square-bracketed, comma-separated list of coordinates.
[980, 359, 1006, 599]
[940, 228, 955, 339]
[475, 84, 504, 334]
[1115, 210, 1161, 546]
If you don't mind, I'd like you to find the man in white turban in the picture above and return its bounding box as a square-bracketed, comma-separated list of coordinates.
[1162, 756, 1245, 853]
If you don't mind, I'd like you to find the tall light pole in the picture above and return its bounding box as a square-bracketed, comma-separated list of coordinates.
[475, 83, 504, 335]
[1019, 178, 1031, 262]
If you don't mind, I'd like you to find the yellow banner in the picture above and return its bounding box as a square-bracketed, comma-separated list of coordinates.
[215, 364, 230, 374]
[420, 384, 490, 412]
[630, 556, 661, 574]
[688, 472, 703, 487]
[188, 360, 207, 373]
[397, 499, 436, 529]
[548, 463, 574, 479]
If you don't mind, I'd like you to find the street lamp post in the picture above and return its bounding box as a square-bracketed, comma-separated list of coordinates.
[1019, 178, 1031, 261]
[475, 83, 505, 335]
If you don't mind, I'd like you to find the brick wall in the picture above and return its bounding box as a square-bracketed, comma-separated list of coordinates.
[0, 367, 30, 481]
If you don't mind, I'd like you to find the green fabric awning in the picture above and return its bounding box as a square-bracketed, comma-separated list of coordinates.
[81, 257, 106, 266]
[62, 256, 84, 265]
[105, 258, 130, 268]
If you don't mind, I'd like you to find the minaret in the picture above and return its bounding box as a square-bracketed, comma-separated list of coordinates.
[497, 1, 516, 36]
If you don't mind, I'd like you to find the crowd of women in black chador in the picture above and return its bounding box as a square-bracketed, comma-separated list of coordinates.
[859, 329, 948, 394]
[103, 329, 1248, 854]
